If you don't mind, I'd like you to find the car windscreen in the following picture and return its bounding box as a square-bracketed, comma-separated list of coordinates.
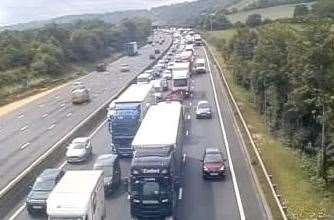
[198, 102, 210, 109]
[204, 154, 223, 163]
[33, 179, 55, 191]
[132, 180, 169, 196]
[70, 143, 85, 149]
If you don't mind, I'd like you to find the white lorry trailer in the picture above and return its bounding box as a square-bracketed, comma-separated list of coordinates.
[47, 170, 105, 220]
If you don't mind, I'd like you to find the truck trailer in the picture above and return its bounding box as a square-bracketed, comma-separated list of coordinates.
[129, 101, 185, 219]
[109, 83, 154, 156]
[47, 170, 105, 220]
[126, 42, 138, 56]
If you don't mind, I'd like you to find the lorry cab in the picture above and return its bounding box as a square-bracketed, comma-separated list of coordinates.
[172, 70, 190, 97]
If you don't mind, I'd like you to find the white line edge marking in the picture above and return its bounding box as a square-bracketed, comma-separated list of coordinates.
[20, 126, 28, 131]
[20, 143, 30, 150]
[42, 113, 48, 118]
[48, 124, 56, 130]
[204, 48, 246, 220]
[66, 112, 72, 117]
[9, 119, 107, 219]
[178, 187, 183, 200]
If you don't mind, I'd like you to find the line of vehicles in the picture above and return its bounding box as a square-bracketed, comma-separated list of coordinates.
[24, 28, 227, 220]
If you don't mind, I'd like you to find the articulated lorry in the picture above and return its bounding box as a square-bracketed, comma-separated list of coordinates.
[47, 170, 105, 220]
[129, 101, 185, 219]
[109, 83, 154, 156]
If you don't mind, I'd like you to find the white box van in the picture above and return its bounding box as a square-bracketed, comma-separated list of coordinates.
[47, 170, 105, 220]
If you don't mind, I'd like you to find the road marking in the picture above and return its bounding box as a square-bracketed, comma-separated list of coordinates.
[7, 203, 26, 220]
[89, 119, 107, 138]
[48, 124, 56, 130]
[20, 125, 28, 131]
[66, 112, 72, 117]
[17, 114, 24, 119]
[186, 130, 189, 136]
[204, 48, 246, 220]
[178, 187, 183, 200]
[20, 143, 30, 150]
[42, 113, 48, 118]
[60, 103, 65, 107]
[187, 115, 191, 120]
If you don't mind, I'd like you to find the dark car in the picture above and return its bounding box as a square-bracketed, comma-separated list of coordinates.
[93, 154, 121, 194]
[154, 49, 161, 54]
[26, 169, 65, 215]
[202, 148, 226, 179]
[96, 63, 107, 72]
[149, 54, 156, 59]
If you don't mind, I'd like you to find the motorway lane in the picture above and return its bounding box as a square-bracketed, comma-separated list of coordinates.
[0, 32, 172, 190]
[8, 45, 269, 220]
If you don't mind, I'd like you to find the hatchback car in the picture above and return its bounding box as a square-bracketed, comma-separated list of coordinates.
[94, 154, 121, 194]
[66, 137, 92, 163]
[71, 86, 90, 104]
[26, 169, 65, 215]
[196, 100, 212, 119]
[120, 63, 130, 72]
[202, 148, 226, 179]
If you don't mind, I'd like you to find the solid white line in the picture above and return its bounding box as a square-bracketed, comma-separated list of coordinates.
[48, 124, 56, 130]
[66, 112, 72, 117]
[20, 143, 30, 150]
[89, 119, 107, 138]
[7, 204, 26, 220]
[20, 126, 28, 131]
[204, 48, 246, 220]
[42, 113, 48, 118]
[178, 187, 183, 200]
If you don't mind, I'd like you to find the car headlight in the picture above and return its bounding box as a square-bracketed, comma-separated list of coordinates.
[133, 199, 140, 203]
[162, 199, 169, 203]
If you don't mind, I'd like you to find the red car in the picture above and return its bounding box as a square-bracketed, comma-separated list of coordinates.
[202, 148, 226, 179]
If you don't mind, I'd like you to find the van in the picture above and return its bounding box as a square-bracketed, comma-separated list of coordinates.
[194, 58, 206, 74]
[93, 154, 121, 194]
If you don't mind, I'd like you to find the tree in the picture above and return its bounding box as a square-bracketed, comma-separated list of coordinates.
[294, 4, 309, 18]
[246, 14, 262, 27]
[312, 0, 334, 18]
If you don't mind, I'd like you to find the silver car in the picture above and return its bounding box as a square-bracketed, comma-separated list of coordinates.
[66, 137, 92, 163]
[196, 100, 212, 119]
[120, 64, 130, 72]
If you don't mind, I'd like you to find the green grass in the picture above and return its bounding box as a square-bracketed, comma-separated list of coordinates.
[205, 32, 334, 219]
[227, 3, 315, 23]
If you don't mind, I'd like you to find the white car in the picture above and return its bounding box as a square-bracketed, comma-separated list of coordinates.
[66, 137, 92, 163]
[71, 86, 90, 104]
[196, 100, 212, 119]
[162, 70, 172, 80]
[120, 64, 130, 72]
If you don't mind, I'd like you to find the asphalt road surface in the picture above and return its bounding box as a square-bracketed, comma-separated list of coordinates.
[7, 45, 270, 220]
[0, 32, 172, 191]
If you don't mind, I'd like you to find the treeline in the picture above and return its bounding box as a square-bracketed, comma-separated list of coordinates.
[242, 0, 314, 11]
[214, 15, 334, 182]
[0, 17, 152, 89]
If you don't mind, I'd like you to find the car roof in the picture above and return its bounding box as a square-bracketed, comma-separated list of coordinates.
[72, 137, 89, 143]
[39, 169, 63, 180]
[198, 100, 209, 105]
[94, 154, 117, 167]
[205, 148, 221, 154]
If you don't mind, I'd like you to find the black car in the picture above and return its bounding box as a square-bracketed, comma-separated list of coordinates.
[202, 148, 226, 179]
[26, 169, 65, 215]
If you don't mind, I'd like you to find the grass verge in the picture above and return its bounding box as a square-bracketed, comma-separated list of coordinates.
[205, 31, 334, 219]
[0, 53, 122, 107]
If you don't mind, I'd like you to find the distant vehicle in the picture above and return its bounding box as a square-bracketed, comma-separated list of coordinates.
[93, 154, 121, 194]
[26, 169, 65, 215]
[47, 170, 105, 220]
[137, 73, 153, 83]
[196, 100, 212, 119]
[172, 70, 190, 98]
[126, 42, 138, 56]
[194, 58, 206, 74]
[167, 62, 175, 71]
[153, 79, 168, 92]
[154, 48, 161, 54]
[162, 70, 172, 80]
[71, 81, 85, 91]
[144, 69, 155, 79]
[71, 86, 90, 104]
[194, 34, 202, 46]
[202, 148, 226, 179]
[107, 101, 116, 120]
[66, 137, 92, 163]
[120, 63, 130, 72]
[130, 101, 184, 219]
[109, 83, 154, 156]
[96, 62, 107, 72]
[185, 44, 194, 53]
[149, 54, 156, 59]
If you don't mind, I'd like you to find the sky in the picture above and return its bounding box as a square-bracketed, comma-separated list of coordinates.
[0, 0, 194, 26]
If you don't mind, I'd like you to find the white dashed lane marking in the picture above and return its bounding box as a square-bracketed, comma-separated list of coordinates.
[20, 143, 30, 150]
[20, 125, 28, 131]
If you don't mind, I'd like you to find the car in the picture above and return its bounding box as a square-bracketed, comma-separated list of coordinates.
[71, 86, 90, 104]
[26, 169, 65, 215]
[66, 137, 92, 163]
[202, 148, 226, 179]
[154, 49, 161, 54]
[196, 100, 212, 119]
[162, 70, 172, 80]
[94, 154, 121, 194]
[96, 63, 107, 72]
[120, 63, 130, 72]
[149, 54, 156, 59]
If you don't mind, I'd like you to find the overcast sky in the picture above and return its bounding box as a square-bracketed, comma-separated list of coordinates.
[0, 0, 194, 26]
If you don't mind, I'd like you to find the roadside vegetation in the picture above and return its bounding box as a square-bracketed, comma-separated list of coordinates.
[0, 18, 152, 106]
[202, 0, 334, 218]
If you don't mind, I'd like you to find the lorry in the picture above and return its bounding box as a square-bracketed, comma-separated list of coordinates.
[109, 83, 154, 156]
[129, 101, 184, 220]
[126, 42, 138, 56]
[171, 70, 191, 98]
[47, 170, 105, 220]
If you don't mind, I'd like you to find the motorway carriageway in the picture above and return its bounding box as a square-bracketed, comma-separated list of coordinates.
[6, 45, 270, 220]
[0, 33, 171, 193]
